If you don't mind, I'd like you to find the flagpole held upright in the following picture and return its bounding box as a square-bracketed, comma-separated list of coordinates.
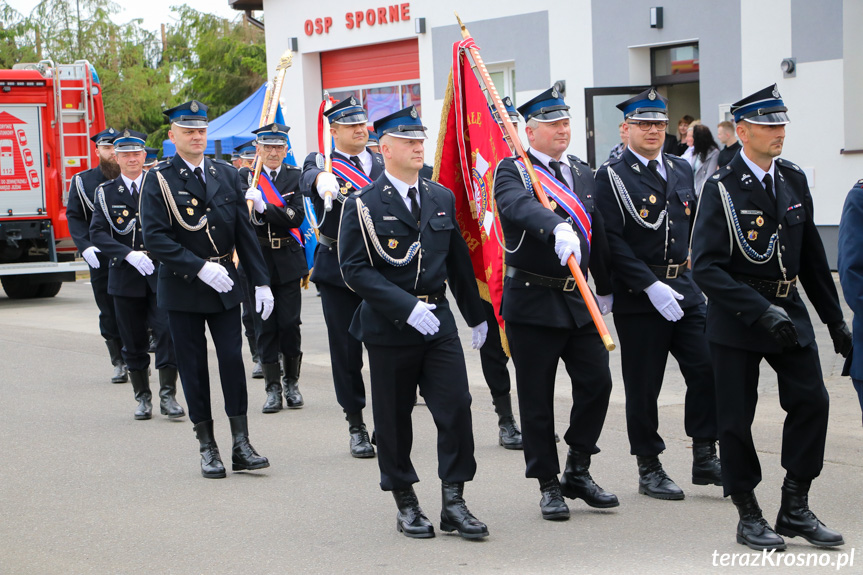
[454, 12, 615, 351]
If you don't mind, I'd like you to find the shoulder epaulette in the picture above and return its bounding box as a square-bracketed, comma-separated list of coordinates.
[567, 154, 589, 167]
[212, 158, 232, 167]
[153, 162, 169, 172]
[710, 164, 734, 181]
[776, 157, 804, 177]
[284, 164, 300, 170]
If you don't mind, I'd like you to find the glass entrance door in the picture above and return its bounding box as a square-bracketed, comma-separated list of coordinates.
[584, 86, 649, 169]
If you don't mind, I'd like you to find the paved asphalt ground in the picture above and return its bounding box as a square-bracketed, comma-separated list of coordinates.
[0, 276, 861, 575]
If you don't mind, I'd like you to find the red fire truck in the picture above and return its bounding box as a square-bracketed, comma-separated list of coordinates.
[0, 59, 107, 298]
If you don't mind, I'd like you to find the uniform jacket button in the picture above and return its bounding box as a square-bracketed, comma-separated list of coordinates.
[206, 208, 211, 212]
[539, 228, 545, 235]
[184, 275, 189, 279]
[670, 238, 676, 244]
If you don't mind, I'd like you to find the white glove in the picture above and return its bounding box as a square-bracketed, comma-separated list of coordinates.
[245, 187, 266, 214]
[645, 281, 685, 322]
[124, 250, 154, 276]
[595, 293, 613, 316]
[317, 172, 339, 212]
[553, 223, 582, 266]
[406, 301, 440, 335]
[197, 261, 234, 293]
[82, 246, 101, 268]
[471, 321, 488, 349]
[255, 285, 274, 321]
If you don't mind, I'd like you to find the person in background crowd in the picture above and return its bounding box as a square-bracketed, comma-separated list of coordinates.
[837, 178, 863, 424]
[608, 121, 628, 160]
[665, 114, 694, 156]
[692, 124, 720, 195]
[716, 120, 741, 168]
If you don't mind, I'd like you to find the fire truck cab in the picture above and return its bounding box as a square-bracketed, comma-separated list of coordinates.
[0, 59, 106, 298]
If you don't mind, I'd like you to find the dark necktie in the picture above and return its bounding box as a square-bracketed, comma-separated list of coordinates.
[548, 160, 567, 185]
[130, 181, 139, 204]
[647, 159, 666, 189]
[763, 174, 776, 208]
[407, 187, 420, 223]
[350, 155, 363, 172]
[193, 167, 206, 192]
[270, 170, 278, 182]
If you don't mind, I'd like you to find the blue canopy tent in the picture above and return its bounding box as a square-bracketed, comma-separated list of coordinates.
[162, 83, 296, 166]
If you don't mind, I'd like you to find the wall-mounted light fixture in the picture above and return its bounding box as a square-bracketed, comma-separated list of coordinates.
[415, 18, 426, 34]
[781, 57, 796, 78]
[650, 7, 663, 29]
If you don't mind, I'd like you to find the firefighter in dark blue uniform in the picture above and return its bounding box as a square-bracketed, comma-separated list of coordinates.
[240, 123, 307, 413]
[90, 130, 184, 421]
[594, 88, 721, 500]
[339, 106, 489, 540]
[66, 127, 127, 383]
[691, 85, 851, 550]
[300, 97, 385, 458]
[493, 87, 617, 521]
[143, 146, 158, 171]
[140, 101, 274, 479]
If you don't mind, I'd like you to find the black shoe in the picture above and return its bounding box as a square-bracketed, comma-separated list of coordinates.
[692, 439, 722, 486]
[105, 339, 128, 384]
[731, 491, 786, 550]
[228, 415, 269, 472]
[393, 487, 435, 538]
[560, 449, 619, 508]
[282, 354, 304, 408]
[637, 456, 684, 500]
[346, 412, 375, 458]
[128, 369, 152, 420]
[774, 477, 844, 547]
[194, 420, 226, 479]
[248, 336, 263, 379]
[261, 363, 283, 413]
[147, 330, 157, 354]
[158, 367, 185, 418]
[538, 477, 570, 520]
[492, 394, 523, 450]
[251, 361, 263, 379]
[440, 481, 489, 539]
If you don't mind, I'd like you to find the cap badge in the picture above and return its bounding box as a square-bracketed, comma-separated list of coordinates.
[772, 87, 780, 98]
[503, 97, 512, 106]
[123, 129, 130, 138]
[190, 101, 199, 113]
[350, 97, 357, 105]
[410, 108, 418, 119]
[551, 88, 559, 98]
[648, 88, 657, 101]
[108, 128, 115, 134]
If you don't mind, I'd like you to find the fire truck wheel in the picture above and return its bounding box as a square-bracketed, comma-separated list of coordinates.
[36, 282, 62, 298]
[1, 276, 61, 299]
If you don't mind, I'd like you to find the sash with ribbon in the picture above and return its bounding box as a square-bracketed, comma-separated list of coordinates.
[258, 171, 304, 247]
[331, 156, 373, 191]
[514, 159, 592, 243]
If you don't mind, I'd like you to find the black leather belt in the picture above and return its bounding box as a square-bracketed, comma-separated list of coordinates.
[649, 261, 688, 279]
[506, 266, 577, 292]
[735, 275, 798, 298]
[318, 234, 337, 248]
[413, 287, 446, 304]
[208, 253, 233, 265]
[258, 236, 293, 249]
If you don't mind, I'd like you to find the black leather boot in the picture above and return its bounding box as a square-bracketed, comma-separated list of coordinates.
[492, 394, 523, 450]
[393, 487, 434, 538]
[692, 439, 722, 486]
[194, 420, 226, 479]
[346, 411, 375, 458]
[538, 477, 570, 520]
[261, 362, 283, 413]
[440, 481, 489, 539]
[731, 491, 786, 550]
[147, 329, 157, 353]
[775, 476, 844, 547]
[105, 339, 128, 383]
[128, 369, 152, 420]
[637, 455, 684, 500]
[158, 367, 185, 418]
[282, 353, 304, 408]
[560, 449, 619, 508]
[228, 415, 270, 472]
[248, 336, 263, 379]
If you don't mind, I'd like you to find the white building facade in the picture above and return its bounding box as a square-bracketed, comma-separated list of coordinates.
[231, 0, 862, 262]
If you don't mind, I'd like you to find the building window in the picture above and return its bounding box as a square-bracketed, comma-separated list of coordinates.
[651, 43, 699, 85]
[486, 62, 517, 104]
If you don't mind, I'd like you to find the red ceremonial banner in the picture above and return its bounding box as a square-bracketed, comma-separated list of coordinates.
[433, 37, 509, 353]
